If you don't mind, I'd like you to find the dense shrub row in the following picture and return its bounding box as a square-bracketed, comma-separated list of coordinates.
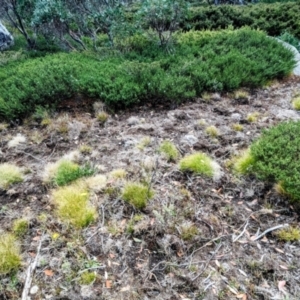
[0, 28, 295, 120]
[185, 2, 300, 38]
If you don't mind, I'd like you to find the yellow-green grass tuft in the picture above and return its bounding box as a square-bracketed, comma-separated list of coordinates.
[52, 185, 97, 228]
[0, 234, 21, 275]
[277, 226, 300, 242]
[292, 97, 300, 110]
[233, 149, 255, 175]
[137, 136, 151, 150]
[205, 125, 219, 137]
[180, 222, 199, 241]
[232, 123, 243, 131]
[246, 112, 260, 123]
[122, 182, 154, 209]
[159, 140, 179, 161]
[85, 174, 107, 192]
[13, 218, 29, 237]
[179, 152, 221, 179]
[109, 169, 127, 180]
[97, 112, 108, 124]
[0, 163, 23, 190]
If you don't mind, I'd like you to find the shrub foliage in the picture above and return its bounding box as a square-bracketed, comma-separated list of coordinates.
[250, 121, 300, 202]
[0, 28, 295, 120]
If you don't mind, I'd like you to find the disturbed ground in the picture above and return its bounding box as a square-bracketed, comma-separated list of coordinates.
[1, 76, 300, 300]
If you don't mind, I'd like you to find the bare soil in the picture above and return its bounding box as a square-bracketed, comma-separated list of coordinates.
[1, 76, 300, 300]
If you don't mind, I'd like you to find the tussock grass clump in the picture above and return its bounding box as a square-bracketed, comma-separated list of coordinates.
[234, 90, 249, 100]
[277, 226, 300, 242]
[79, 144, 92, 154]
[109, 169, 127, 180]
[179, 152, 221, 180]
[52, 185, 97, 228]
[85, 175, 107, 192]
[292, 97, 300, 110]
[97, 112, 108, 124]
[232, 123, 243, 131]
[205, 125, 219, 137]
[233, 149, 255, 175]
[0, 163, 23, 190]
[121, 182, 154, 209]
[13, 219, 29, 237]
[247, 112, 260, 123]
[159, 140, 179, 161]
[137, 136, 151, 151]
[0, 234, 21, 275]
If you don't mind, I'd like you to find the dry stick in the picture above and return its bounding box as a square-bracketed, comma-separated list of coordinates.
[191, 243, 223, 282]
[252, 223, 289, 241]
[232, 219, 249, 243]
[21, 234, 44, 300]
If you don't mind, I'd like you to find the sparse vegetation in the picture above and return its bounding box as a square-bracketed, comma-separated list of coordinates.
[291, 97, 300, 110]
[180, 222, 199, 241]
[137, 136, 151, 151]
[12, 219, 29, 237]
[233, 149, 255, 175]
[85, 175, 107, 192]
[159, 140, 179, 161]
[80, 271, 96, 285]
[205, 125, 219, 137]
[247, 112, 260, 123]
[277, 226, 300, 242]
[0, 163, 23, 190]
[52, 184, 97, 228]
[179, 152, 221, 179]
[121, 182, 154, 209]
[0, 234, 21, 275]
[232, 123, 244, 131]
[109, 169, 127, 180]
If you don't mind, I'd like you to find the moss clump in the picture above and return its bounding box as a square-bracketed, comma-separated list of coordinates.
[179, 152, 218, 178]
[180, 222, 199, 241]
[159, 140, 179, 161]
[292, 97, 300, 110]
[122, 182, 154, 209]
[52, 184, 97, 228]
[232, 123, 243, 131]
[80, 271, 96, 285]
[205, 125, 219, 137]
[13, 219, 29, 237]
[79, 144, 92, 154]
[97, 112, 108, 124]
[0, 234, 21, 275]
[277, 226, 300, 242]
[0, 163, 23, 190]
[234, 90, 249, 100]
[233, 149, 255, 175]
[246, 112, 259, 123]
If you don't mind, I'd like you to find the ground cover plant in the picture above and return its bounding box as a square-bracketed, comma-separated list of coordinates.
[234, 121, 300, 202]
[0, 28, 295, 120]
[0, 163, 23, 190]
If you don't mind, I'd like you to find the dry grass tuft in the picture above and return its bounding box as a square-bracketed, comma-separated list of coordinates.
[0, 163, 23, 190]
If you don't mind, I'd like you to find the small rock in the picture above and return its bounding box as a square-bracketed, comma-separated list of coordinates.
[231, 113, 242, 121]
[127, 116, 140, 126]
[30, 285, 39, 295]
[181, 134, 198, 146]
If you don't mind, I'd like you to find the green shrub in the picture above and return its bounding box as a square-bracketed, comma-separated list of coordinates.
[121, 182, 154, 209]
[250, 121, 300, 202]
[0, 234, 21, 275]
[186, 3, 300, 39]
[0, 29, 295, 120]
[159, 140, 179, 161]
[0, 163, 23, 190]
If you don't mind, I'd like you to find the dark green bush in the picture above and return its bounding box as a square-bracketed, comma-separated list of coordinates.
[186, 3, 300, 38]
[250, 121, 300, 202]
[0, 28, 295, 120]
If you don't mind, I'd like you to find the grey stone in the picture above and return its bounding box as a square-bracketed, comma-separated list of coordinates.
[0, 21, 14, 51]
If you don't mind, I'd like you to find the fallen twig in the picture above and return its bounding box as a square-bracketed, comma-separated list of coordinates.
[21, 234, 44, 300]
[252, 224, 289, 241]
